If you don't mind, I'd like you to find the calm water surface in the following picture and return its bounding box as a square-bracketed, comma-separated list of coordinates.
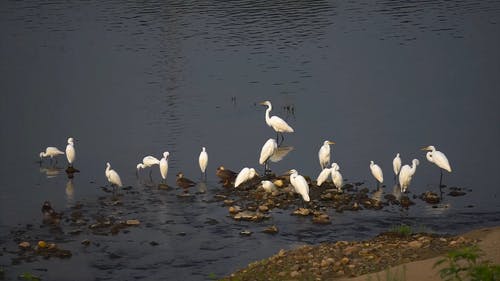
[1, 0, 500, 280]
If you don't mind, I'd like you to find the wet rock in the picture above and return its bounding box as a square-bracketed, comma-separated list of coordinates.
[341, 257, 350, 265]
[18, 242, 31, 249]
[343, 246, 359, 256]
[258, 205, 269, 212]
[126, 219, 140, 226]
[228, 206, 242, 214]
[290, 270, 300, 278]
[263, 225, 279, 234]
[149, 241, 159, 246]
[292, 208, 311, 216]
[233, 211, 269, 222]
[421, 191, 440, 204]
[37, 241, 47, 249]
[223, 199, 234, 206]
[81, 239, 91, 246]
[400, 196, 415, 208]
[240, 230, 252, 236]
[312, 213, 331, 224]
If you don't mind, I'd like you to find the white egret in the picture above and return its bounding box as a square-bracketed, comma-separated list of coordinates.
[392, 153, 401, 178]
[234, 167, 258, 188]
[316, 167, 332, 187]
[289, 169, 310, 202]
[261, 180, 277, 193]
[65, 137, 75, 166]
[198, 147, 208, 179]
[259, 100, 294, 144]
[159, 152, 169, 181]
[136, 155, 160, 178]
[39, 147, 65, 164]
[331, 163, 343, 192]
[318, 140, 335, 169]
[105, 162, 122, 189]
[399, 159, 419, 193]
[259, 138, 278, 174]
[369, 160, 384, 188]
[422, 145, 452, 187]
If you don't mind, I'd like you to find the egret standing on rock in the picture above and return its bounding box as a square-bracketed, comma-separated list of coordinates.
[316, 166, 332, 187]
[259, 138, 277, 174]
[199, 147, 208, 180]
[136, 155, 160, 178]
[422, 145, 452, 187]
[331, 163, 343, 192]
[318, 140, 335, 169]
[399, 159, 419, 193]
[289, 169, 310, 203]
[39, 147, 65, 164]
[65, 137, 75, 167]
[259, 101, 294, 145]
[369, 161, 384, 188]
[105, 162, 122, 190]
[234, 167, 258, 188]
[159, 152, 169, 182]
[392, 153, 401, 180]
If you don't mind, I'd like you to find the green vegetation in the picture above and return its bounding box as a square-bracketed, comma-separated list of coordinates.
[207, 272, 217, 280]
[434, 246, 500, 281]
[389, 224, 412, 236]
[19, 272, 41, 281]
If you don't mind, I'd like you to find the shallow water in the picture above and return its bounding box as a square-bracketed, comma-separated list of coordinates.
[1, 0, 500, 280]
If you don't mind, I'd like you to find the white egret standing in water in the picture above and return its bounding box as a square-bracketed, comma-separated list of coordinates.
[392, 153, 401, 180]
[422, 145, 452, 187]
[289, 169, 310, 203]
[369, 160, 384, 188]
[65, 137, 75, 167]
[399, 159, 419, 193]
[318, 140, 335, 169]
[259, 100, 294, 145]
[234, 167, 258, 188]
[136, 155, 160, 178]
[39, 147, 65, 164]
[159, 152, 169, 182]
[259, 138, 277, 174]
[199, 147, 208, 180]
[331, 163, 343, 192]
[105, 162, 122, 190]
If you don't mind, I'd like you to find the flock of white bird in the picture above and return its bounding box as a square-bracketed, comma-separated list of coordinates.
[39, 101, 452, 203]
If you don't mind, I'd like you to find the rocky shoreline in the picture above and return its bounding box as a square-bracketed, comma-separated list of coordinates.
[222, 229, 477, 281]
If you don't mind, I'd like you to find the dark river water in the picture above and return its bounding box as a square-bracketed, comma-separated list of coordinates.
[1, 0, 500, 280]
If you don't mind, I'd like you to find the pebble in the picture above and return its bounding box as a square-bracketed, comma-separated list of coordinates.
[408, 241, 423, 249]
[126, 219, 140, 226]
[18, 242, 30, 249]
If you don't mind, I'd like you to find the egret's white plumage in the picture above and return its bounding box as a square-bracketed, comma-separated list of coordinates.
[259, 138, 278, 173]
[105, 162, 122, 188]
[316, 167, 331, 187]
[39, 147, 64, 159]
[399, 159, 419, 193]
[259, 100, 294, 134]
[370, 160, 384, 184]
[393, 153, 401, 176]
[289, 169, 310, 202]
[261, 180, 277, 193]
[234, 167, 258, 188]
[199, 147, 208, 174]
[136, 156, 160, 170]
[331, 163, 343, 191]
[318, 140, 335, 169]
[65, 137, 75, 166]
[159, 152, 169, 180]
[422, 146, 452, 172]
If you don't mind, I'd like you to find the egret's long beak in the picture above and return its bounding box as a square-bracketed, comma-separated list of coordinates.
[259, 101, 267, 105]
[328, 141, 335, 145]
[421, 146, 430, 151]
[285, 169, 294, 175]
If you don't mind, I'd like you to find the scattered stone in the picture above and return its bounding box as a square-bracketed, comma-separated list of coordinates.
[421, 191, 440, 204]
[149, 241, 159, 246]
[126, 219, 140, 226]
[262, 225, 279, 234]
[81, 239, 91, 246]
[258, 205, 269, 212]
[292, 208, 311, 216]
[240, 230, 252, 236]
[408, 240, 423, 249]
[18, 242, 30, 249]
[229, 206, 242, 214]
[312, 213, 331, 224]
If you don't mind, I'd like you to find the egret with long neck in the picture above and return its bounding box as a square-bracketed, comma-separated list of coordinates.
[259, 101, 294, 145]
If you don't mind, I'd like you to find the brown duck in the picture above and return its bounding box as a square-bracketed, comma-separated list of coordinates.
[216, 165, 237, 187]
[176, 172, 196, 192]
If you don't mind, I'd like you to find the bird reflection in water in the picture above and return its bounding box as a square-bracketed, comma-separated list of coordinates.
[39, 166, 63, 178]
[66, 178, 74, 203]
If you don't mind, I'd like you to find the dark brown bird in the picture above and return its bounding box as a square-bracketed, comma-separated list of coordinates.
[176, 172, 196, 192]
[216, 165, 237, 187]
